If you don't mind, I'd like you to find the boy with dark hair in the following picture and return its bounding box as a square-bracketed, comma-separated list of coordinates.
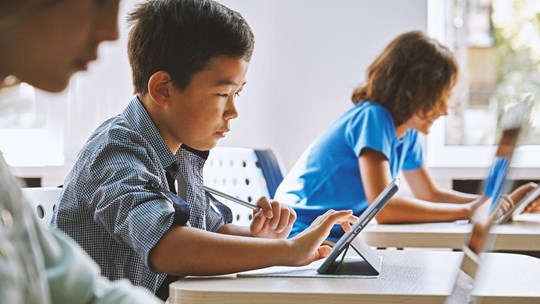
[52, 0, 356, 300]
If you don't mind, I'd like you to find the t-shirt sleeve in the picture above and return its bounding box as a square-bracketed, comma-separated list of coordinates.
[402, 131, 424, 170]
[345, 105, 394, 160]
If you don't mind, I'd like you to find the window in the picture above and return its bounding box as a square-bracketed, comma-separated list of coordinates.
[427, 0, 540, 168]
[0, 84, 65, 167]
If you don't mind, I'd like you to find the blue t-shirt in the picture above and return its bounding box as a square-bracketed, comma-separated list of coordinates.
[275, 101, 423, 241]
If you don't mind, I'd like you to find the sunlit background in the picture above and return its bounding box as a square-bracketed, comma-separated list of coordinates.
[445, 0, 540, 146]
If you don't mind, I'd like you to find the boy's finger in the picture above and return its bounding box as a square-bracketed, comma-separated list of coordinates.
[340, 220, 354, 233]
[269, 200, 282, 228]
[250, 209, 267, 234]
[255, 197, 273, 218]
[317, 210, 354, 230]
[314, 246, 332, 261]
[275, 206, 290, 233]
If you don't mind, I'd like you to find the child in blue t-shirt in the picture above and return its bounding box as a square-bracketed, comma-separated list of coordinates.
[275, 31, 533, 242]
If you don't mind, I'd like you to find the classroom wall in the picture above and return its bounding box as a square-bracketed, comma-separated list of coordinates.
[63, 0, 427, 173]
[214, 0, 428, 170]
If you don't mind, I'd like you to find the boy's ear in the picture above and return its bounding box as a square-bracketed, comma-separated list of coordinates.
[147, 71, 172, 106]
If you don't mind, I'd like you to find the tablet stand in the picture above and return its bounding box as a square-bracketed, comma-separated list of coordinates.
[321, 236, 382, 276]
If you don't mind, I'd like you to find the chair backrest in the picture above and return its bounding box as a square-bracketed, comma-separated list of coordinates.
[203, 147, 285, 226]
[253, 150, 286, 199]
[22, 187, 62, 225]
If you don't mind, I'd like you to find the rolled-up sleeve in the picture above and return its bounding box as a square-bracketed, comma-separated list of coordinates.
[86, 142, 186, 269]
[52, 98, 189, 293]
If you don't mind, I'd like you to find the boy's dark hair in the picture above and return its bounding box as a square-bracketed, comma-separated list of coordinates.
[351, 31, 458, 126]
[127, 0, 255, 95]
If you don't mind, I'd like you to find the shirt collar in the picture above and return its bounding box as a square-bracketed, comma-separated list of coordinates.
[122, 96, 178, 172]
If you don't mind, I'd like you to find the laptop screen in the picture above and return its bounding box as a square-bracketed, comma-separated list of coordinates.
[483, 100, 529, 219]
[445, 96, 531, 304]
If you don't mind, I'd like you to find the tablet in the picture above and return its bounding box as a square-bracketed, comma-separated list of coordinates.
[317, 177, 400, 275]
[510, 185, 540, 220]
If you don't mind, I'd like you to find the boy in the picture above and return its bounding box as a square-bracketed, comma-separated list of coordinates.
[51, 0, 355, 300]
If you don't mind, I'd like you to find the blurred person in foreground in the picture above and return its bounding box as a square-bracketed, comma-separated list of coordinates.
[0, 0, 162, 303]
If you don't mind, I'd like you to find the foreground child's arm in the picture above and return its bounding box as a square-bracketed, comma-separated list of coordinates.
[149, 209, 355, 276]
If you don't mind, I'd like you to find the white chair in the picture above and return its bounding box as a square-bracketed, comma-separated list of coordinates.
[203, 147, 285, 226]
[22, 187, 62, 225]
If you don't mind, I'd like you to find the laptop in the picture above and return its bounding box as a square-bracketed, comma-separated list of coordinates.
[489, 97, 531, 223]
[237, 177, 400, 278]
[445, 96, 531, 304]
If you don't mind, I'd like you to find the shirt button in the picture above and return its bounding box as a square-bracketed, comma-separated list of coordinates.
[0, 210, 13, 229]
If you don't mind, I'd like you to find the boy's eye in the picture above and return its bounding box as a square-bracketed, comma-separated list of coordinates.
[217, 92, 241, 98]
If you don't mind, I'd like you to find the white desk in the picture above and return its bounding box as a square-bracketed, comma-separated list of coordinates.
[362, 215, 540, 251]
[169, 250, 540, 304]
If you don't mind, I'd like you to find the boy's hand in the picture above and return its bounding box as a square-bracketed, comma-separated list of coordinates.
[287, 209, 358, 266]
[250, 197, 296, 239]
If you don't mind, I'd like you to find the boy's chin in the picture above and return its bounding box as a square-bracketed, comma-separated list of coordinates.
[184, 141, 218, 151]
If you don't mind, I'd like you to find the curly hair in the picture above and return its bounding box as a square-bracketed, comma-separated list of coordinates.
[351, 31, 458, 125]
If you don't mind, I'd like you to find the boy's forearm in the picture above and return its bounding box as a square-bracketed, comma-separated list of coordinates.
[149, 226, 294, 275]
[218, 223, 252, 237]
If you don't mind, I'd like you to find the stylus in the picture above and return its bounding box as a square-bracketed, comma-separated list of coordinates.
[201, 185, 260, 210]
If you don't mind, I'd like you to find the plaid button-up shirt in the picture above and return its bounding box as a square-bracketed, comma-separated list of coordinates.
[52, 97, 229, 294]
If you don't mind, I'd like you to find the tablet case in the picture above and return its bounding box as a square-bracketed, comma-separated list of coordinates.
[236, 235, 382, 279]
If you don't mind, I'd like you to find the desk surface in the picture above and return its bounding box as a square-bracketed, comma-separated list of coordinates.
[362, 214, 540, 251]
[169, 250, 540, 304]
